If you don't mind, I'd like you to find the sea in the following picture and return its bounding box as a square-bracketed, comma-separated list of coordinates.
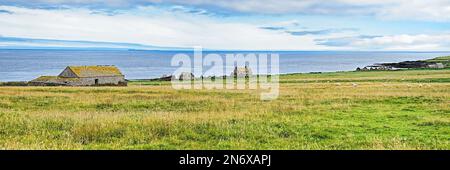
[1, 49, 450, 82]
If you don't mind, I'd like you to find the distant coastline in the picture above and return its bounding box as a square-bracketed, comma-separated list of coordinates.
[2, 56, 448, 85]
[1, 50, 450, 82]
[2, 48, 450, 53]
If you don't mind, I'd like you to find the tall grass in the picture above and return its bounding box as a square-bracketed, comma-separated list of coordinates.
[0, 69, 449, 149]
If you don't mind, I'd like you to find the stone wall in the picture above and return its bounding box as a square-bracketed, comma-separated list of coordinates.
[58, 67, 78, 78]
[67, 76, 126, 86]
[30, 76, 126, 86]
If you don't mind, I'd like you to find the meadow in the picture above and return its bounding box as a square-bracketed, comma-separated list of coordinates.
[0, 69, 449, 149]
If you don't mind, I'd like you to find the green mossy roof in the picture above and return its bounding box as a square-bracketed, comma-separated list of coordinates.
[67, 66, 123, 78]
[32, 76, 80, 82]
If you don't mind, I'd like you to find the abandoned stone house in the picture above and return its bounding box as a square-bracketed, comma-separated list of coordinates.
[178, 72, 195, 81]
[29, 65, 127, 86]
[232, 66, 253, 77]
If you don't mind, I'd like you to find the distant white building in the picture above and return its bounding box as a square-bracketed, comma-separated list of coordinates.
[427, 63, 445, 69]
[363, 65, 394, 71]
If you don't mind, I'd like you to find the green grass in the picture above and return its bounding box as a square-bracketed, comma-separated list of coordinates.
[424, 56, 450, 67]
[0, 69, 449, 149]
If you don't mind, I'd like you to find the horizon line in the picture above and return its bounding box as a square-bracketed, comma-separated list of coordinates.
[1, 48, 450, 53]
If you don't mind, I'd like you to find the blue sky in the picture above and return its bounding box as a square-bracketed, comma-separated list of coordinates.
[1, 0, 450, 50]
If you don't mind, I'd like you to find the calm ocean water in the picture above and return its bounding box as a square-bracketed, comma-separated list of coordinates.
[1, 49, 449, 82]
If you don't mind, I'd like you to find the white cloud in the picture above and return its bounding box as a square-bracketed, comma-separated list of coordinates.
[319, 34, 450, 51]
[0, 5, 332, 50]
[2, 0, 450, 22]
[354, 34, 450, 50]
[1, 4, 450, 51]
[172, 0, 450, 21]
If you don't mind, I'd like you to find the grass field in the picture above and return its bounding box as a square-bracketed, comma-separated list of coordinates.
[0, 69, 449, 149]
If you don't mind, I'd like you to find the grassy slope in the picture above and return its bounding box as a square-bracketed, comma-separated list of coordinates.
[0, 69, 449, 149]
[424, 56, 450, 67]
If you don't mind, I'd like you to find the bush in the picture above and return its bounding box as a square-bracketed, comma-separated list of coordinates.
[0, 81, 29, 86]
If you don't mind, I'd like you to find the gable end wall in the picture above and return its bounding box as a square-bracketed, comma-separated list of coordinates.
[58, 67, 78, 78]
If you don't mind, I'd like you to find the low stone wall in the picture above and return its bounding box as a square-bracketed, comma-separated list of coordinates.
[28, 76, 127, 86]
[67, 76, 125, 86]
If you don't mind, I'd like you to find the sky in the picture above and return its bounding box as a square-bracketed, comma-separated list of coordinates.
[1, 0, 450, 51]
